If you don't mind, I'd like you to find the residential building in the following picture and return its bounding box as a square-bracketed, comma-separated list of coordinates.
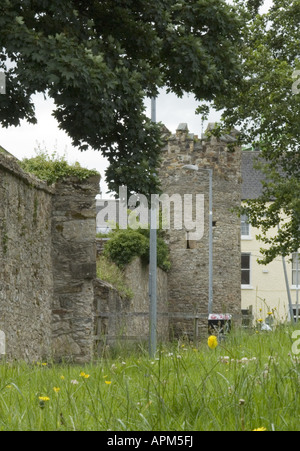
[241, 151, 299, 323]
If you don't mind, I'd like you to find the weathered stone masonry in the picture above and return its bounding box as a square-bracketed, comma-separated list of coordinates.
[0, 151, 166, 361]
[0, 153, 54, 361]
[0, 122, 243, 361]
[159, 124, 242, 337]
[94, 258, 168, 353]
[94, 123, 243, 343]
[0, 152, 100, 362]
[51, 175, 100, 363]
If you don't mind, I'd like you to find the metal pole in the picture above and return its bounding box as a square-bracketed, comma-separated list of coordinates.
[208, 169, 213, 315]
[149, 97, 157, 358]
[0, 72, 6, 95]
[278, 225, 294, 322]
[151, 96, 156, 124]
[296, 251, 299, 323]
[149, 197, 157, 357]
[182, 165, 214, 315]
[282, 255, 295, 323]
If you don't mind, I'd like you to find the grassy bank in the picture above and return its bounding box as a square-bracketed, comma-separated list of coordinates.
[0, 327, 299, 431]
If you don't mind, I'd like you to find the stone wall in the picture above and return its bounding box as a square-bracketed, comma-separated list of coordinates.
[94, 258, 168, 351]
[94, 279, 131, 352]
[0, 153, 53, 361]
[124, 258, 169, 341]
[0, 122, 242, 360]
[159, 124, 242, 337]
[0, 152, 100, 363]
[51, 176, 100, 363]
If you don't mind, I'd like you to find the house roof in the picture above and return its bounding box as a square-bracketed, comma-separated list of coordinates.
[241, 151, 267, 200]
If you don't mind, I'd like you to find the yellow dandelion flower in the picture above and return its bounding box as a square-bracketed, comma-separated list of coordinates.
[79, 371, 90, 379]
[39, 396, 50, 402]
[41, 363, 48, 366]
[60, 375, 65, 380]
[208, 335, 218, 350]
[105, 381, 112, 385]
[53, 387, 60, 393]
[257, 319, 263, 323]
[253, 427, 267, 432]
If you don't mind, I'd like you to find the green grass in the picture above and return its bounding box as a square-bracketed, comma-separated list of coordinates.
[97, 256, 133, 300]
[0, 327, 300, 431]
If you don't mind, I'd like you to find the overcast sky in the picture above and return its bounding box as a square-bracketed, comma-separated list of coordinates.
[0, 0, 273, 197]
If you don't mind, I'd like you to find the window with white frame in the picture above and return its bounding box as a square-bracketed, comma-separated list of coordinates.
[292, 252, 300, 287]
[241, 253, 251, 287]
[241, 214, 251, 239]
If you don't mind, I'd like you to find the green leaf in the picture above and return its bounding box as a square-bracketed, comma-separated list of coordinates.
[0, 0, 242, 196]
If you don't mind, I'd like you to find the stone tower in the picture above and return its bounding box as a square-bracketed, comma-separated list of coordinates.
[159, 123, 242, 338]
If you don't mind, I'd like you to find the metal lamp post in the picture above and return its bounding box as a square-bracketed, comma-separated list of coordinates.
[207, 168, 213, 315]
[182, 165, 213, 315]
[149, 97, 157, 358]
[278, 224, 295, 323]
[296, 251, 299, 323]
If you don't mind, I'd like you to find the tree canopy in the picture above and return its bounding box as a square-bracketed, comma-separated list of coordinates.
[0, 0, 242, 196]
[207, 0, 300, 264]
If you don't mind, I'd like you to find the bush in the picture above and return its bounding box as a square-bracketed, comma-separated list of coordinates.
[103, 228, 171, 272]
[138, 228, 171, 272]
[103, 229, 149, 268]
[20, 150, 99, 184]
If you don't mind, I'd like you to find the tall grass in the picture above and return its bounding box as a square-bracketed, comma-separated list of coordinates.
[97, 256, 133, 300]
[0, 327, 299, 431]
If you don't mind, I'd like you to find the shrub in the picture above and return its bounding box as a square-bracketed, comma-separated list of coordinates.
[20, 150, 99, 184]
[138, 228, 171, 272]
[103, 229, 149, 268]
[103, 228, 171, 272]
